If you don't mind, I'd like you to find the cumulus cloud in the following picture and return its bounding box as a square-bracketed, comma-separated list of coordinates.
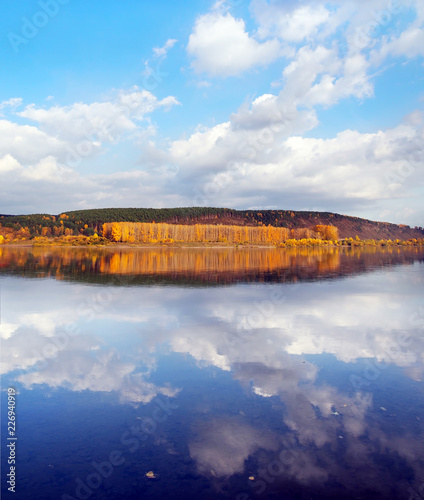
[17, 87, 180, 144]
[0, 88, 183, 213]
[252, 1, 331, 42]
[1, 2, 424, 223]
[372, 25, 424, 64]
[0, 119, 65, 165]
[166, 4, 424, 218]
[281, 47, 373, 107]
[0, 88, 179, 177]
[187, 11, 282, 76]
[1, 107, 423, 220]
[166, 99, 424, 219]
[0, 154, 21, 175]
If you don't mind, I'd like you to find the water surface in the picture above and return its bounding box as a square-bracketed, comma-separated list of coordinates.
[1, 246, 423, 499]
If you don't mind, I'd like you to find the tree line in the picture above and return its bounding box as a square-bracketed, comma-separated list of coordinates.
[1, 206, 422, 241]
[101, 222, 339, 244]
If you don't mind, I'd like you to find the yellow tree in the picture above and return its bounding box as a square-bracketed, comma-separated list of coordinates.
[111, 223, 122, 242]
[121, 222, 130, 242]
[324, 225, 339, 241]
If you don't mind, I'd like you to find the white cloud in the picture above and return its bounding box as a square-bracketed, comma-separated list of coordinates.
[0, 98, 23, 116]
[0, 89, 183, 213]
[187, 11, 282, 76]
[1, 2, 424, 223]
[17, 348, 178, 404]
[275, 43, 373, 109]
[164, 86, 424, 221]
[153, 38, 178, 59]
[17, 87, 180, 144]
[3, 272, 422, 493]
[0, 154, 21, 174]
[189, 418, 278, 477]
[253, 1, 331, 42]
[0, 323, 19, 340]
[372, 25, 424, 64]
[1, 105, 423, 223]
[0, 119, 65, 165]
[21, 155, 72, 182]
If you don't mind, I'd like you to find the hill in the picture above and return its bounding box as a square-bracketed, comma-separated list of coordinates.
[0, 207, 423, 241]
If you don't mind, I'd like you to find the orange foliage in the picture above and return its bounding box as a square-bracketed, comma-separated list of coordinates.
[102, 222, 292, 245]
[101, 222, 341, 245]
[313, 225, 339, 241]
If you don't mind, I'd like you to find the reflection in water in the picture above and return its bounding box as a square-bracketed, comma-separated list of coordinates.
[189, 417, 279, 478]
[0, 245, 423, 285]
[1, 247, 423, 499]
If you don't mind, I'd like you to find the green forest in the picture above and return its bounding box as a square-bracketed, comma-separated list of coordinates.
[0, 206, 423, 243]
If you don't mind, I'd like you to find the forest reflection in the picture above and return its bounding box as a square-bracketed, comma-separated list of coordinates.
[0, 245, 423, 285]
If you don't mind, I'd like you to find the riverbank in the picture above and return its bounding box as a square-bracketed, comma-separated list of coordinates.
[1, 236, 423, 249]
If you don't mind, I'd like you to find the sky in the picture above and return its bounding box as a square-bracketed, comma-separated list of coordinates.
[0, 0, 423, 226]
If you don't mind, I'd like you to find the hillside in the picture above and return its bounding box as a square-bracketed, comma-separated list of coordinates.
[0, 207, 423, 241]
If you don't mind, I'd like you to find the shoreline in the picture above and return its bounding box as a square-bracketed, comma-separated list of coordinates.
[1, 240, 423, 250]
[1, 242, 295, 249]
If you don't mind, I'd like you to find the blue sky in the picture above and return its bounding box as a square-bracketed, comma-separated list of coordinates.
[0, 0, 423, 226]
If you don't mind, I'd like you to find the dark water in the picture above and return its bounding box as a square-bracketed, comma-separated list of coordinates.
[1, 246, 424, 500]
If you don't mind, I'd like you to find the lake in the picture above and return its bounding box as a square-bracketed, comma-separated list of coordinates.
[1, 245, 424, 499]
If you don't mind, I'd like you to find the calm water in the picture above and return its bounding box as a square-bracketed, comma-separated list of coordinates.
[1, 246, 424, 500]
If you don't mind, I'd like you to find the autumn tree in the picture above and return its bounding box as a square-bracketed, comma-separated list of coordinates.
[314, 225, 339, 241]
[111, 223, 122, 242]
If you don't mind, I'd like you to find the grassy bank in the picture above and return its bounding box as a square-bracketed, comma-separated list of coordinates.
[1, 234, 423, 248]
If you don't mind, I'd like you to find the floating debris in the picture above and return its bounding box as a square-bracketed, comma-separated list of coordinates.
[332, 411, 339, 416]
[145, 471, 157, 479]
[380, 407, 387, 412]
[338, 435, 344, 439]
[249, 476, 255, 481]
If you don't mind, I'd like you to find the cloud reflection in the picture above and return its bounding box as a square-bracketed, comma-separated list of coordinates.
[189, 417, 278, 477]
[2, 259, 423, 496]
